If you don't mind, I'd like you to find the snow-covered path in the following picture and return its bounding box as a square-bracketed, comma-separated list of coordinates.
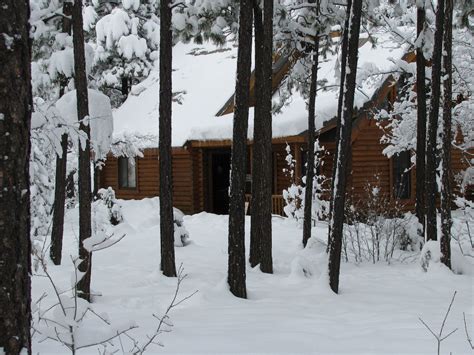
[33, 198, 473, 354]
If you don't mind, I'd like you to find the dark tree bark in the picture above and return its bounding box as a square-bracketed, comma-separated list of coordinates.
[228, 0, 253, 298]
[250, 0, 273, 274]
[159, 0, 177, 277]
[50, 2, 73, 266]
[72, 0, 93, 302]
[303, 32, 320, 248]
[440, 0, 453, 269]
[50, 134, 68, 265]
[327, 0, 352, 253]
[0, 0, 32, 353]
[415, 4, 427, 241]
[327, 0, 363, 294]
[425, 0, 445, 242]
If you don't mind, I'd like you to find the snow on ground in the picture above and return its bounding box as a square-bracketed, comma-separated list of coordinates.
[32, 198, 473, 354]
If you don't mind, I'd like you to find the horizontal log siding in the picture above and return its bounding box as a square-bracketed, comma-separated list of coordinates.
[100, 147, 195, 214]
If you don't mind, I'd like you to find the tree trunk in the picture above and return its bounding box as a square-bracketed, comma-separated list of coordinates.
[250, 0, 273, 273]
[303, 33, 320, 248]
[0, 0, 32, 353]
[50, 134, 68, 265]
[228, 0, 253, 298]
[327, 0, 363, 294]
[440, 0, 453, 269]
[72, 0, 93, 302]
[327, 0, 352, 253]
[415, 4, 427, 240]
[50, 2, 73, 265]
[159, 0, 177, 277]
[425, 0, 445, 242]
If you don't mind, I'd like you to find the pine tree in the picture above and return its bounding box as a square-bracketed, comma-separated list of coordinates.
[327, 0, 363, 294]
[426, 0, 446, 242]
[50, 1, 73, 266]
[440, 0, 454, 269]
[0, 0, 32, 353]
[415, 0, 427, 240]
[250, 0, 273, 273]
[159, 0, 177, 278]
[327, 0, 352, 252]
[303, 33, 320, 248]
[228, 0, 253, 298]
[73, 0, 93, 302]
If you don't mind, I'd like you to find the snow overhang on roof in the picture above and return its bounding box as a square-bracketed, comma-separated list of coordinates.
[112, 30, 411, 149]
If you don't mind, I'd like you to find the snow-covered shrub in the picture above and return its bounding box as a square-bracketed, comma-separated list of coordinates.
[420, 240, 472, 275]
[343, 176, 422, 263]
[97, 187, 123, 225]
[282, 144, 304, 220]
[174, 208, 190, 247]
[282, 142, 329, 223]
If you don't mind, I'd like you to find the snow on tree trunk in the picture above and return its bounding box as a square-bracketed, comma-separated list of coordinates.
[328, 0, 363, 294]
[425, 0, 446, 242]
[250, 0, 273, 274]
[440, 0, 454, 270]
[228, 0, 253, 299]
[0, 0, 32, 352]
[159, 0, 177, 278]
[72, 0, 93, 302]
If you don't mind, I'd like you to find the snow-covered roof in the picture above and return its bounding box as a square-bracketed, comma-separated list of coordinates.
[113, 30, 409, 148]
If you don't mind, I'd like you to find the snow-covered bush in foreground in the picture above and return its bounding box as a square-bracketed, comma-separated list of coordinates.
[97, 187, 123, 225]
[420, 240, 472, 275]
[174, 208, 190, 247]
[343, 177, 422, 263]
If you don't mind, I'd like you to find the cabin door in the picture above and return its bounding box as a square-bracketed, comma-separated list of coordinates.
[210, 150, 231, 214]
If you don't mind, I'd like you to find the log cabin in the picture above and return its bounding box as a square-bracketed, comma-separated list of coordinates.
[99, 31, 473, 216]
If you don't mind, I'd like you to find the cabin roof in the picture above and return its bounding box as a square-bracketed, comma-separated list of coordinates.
[112, 28, 413, 149]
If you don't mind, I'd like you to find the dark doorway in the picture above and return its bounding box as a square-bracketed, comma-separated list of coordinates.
[211, 150, 231, 214]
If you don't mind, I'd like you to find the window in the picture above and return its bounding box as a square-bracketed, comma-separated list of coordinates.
[118, 157, 136, 189]
[392, 151, 411, 199]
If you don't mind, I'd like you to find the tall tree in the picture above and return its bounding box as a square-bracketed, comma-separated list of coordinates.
[327, 0, 363, 294]
[228, 0, 253, 298]
[50, 1, 73, 266]
[302, 32, 320, 248]
[327, 0, 352, 252]
[0, 0, 32, 353]
[425, 0, 446, 242]
[415, 0, 427, 240]
[159, 0, 177, 277]
[250, 0, 273, 273]
[72, 0, 93, 301]
[440, 0, 454, 269]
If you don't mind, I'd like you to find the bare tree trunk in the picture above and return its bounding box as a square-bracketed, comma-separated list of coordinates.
[327, 0, 363, 294]
[228, 0, 253, 298]
[415, 3, 427, 240]
[250, 0, 273, 273]
[50, 134, 68, 265]
[0, 1, 32, 353]
[327, 0, 352, 253]
[72, 0, 93, 302]
[440, 0, 453, 269]
[50, 2, 73, 265]
[159, 0, 177, 277]
[425, 0, 446, 242]
[303, 32, 320, 248]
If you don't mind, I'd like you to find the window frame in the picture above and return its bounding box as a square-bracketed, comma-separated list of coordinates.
[118, 156, 138, 190]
